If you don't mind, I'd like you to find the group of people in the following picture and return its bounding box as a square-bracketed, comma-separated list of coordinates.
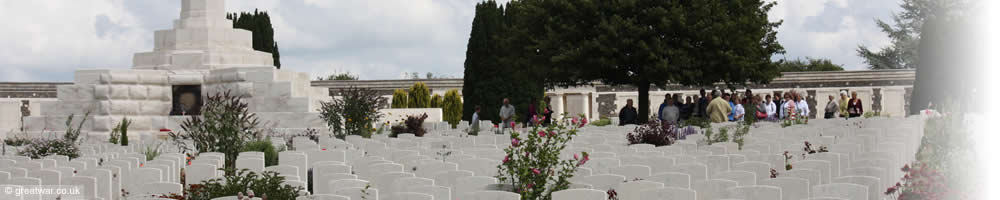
[824, 91, 865, 119]
[470, 97, 555, 132]
[615, 88, 869, 125]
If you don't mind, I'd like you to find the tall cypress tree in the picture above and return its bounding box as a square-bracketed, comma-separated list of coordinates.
[227, 10, 281, 69]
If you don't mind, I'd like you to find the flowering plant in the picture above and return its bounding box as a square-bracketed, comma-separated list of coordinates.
[627, 121, 678, 147]
[496, 115, 588, 200]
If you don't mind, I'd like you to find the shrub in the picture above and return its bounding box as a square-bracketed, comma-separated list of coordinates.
[3, 136, 31, 146]
[703, 126, 729, 145]
[430, 94, 443, 108]
[242, 140, 279, 166]
[442, 89, 463, 128]
[110, 118, 132, 146]
[680, 118, 711, 129]
[496, 116, 588, 200]
[186, 168, 303, 200]
[590, 117, 612, 127]
[144, 143, 162, 161]
[18, 113, 88, 159]
[391, 89, 408, 108]
[627, 121, 677, 147]
[408, 82, 431, 108]
[390, 114, 428, 137]
[168, 91, 262, 170]
[18, 138, 80, 159]
[319, 87, 386, 139]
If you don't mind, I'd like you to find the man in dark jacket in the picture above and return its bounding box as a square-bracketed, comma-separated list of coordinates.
[619, 99, 639, 125]
[697, 89, 711, 119]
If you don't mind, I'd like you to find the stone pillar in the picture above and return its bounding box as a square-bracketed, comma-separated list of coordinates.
[549, 93, 565, 121]
[806, 90, 817, 119]
[871, 88, 883, 115]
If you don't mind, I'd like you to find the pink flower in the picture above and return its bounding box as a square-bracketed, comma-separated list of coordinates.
[494, 124, 499, 128]
[571, 117, 579, 124]
[532, 168, 541, 175]
[510, 121, 516, 128]
[549, 130, 556, 136]
[503, 156, 510, 163]
[581, 118, 588, 126]
[574, 154, 579, 160]
[511, 138, 520, 147]
[526, 183, 534, 188]
[538, 130, 546, 137]
[532, 115, 540, 124]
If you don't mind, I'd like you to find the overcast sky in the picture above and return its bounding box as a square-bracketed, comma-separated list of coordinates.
[0, 0, 901, 82]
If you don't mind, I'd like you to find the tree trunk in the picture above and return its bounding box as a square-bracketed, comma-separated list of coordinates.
[637, 81, 650, 124]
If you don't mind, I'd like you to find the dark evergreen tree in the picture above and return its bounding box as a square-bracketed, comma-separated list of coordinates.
[464, 1, 545, 124]
[227, 10, 281, 68]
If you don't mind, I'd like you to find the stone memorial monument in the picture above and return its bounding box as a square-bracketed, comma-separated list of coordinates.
[21, 0, 330, 139]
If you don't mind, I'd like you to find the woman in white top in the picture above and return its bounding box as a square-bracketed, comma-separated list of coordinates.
[795, 93, 809, 117]
[733, 96, 745, 121]
[765, 94, 777, 119]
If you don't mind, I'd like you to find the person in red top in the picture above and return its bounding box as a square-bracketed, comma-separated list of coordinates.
[847, 91, 864, 118]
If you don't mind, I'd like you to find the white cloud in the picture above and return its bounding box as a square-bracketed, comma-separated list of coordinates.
[0, 0, 901, 82]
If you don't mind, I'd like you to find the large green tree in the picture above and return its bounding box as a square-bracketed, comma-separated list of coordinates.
[778, 57, 845, 72]
[501, 0, 784, 123]
[227, 10, 281, 69]
[856, 0, 968, 69]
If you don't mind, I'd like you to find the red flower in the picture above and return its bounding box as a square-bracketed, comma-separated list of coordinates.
[571, 117, 579, 125]
[510, 121, 516, 129]
[538, 130, 546, 137]
[526, 183, 534, 189]
[549, 130, 556, 136]
[532, 168, 541, 175]
[503, 156, 510, 163]
[494, 124, 499, 128]
[159, 128, 171, 132]
[574, 154, 579, 160]
[901, 164, 910, 172]
[581, 118, 588, 126]
[511, 138, 520, 147]
[322, 148, 327, 151]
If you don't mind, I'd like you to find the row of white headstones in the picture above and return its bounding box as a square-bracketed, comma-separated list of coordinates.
[0, 117, 921, 200]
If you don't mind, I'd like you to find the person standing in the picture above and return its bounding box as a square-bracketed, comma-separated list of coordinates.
[765, 95, 777, 119]
[706, 90, 732, 123]
[619, 99, 639, 125]
[796, 93, 810, 118]
[824, 95, 839, 119]
[660, 97, 680, 124]
[847, 91, 864, 118]
[527, 103, 537, 126]
[724, 93, 735, 121]
[682, 96, 694, 120]
[543, 97, 554, 126]
[471, 106, 481, 132]
[839, 91, 850, 118]
[697, 89, 710, 119]
[733, 96, 745, 121]
[499, 98, 516, 131]
[658, 94, 671, 121]
[779, 93, 795, 119]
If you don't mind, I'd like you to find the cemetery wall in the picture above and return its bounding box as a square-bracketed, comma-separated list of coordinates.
[0, 70, 915, 126]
